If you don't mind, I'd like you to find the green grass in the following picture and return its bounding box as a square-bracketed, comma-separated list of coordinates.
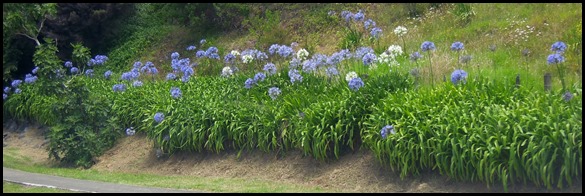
[2, 147, 333, 193]
[3, 181, 80, 193]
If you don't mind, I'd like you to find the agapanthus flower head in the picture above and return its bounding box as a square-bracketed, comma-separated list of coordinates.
[563, 91, 573, 102]
[551, 41, 567, 53]
[11, 80, 22, 88]
[70, 67, 79, 74]
[196, 50, 206, 58]
[421, 41, 436, 52]
[460, 55, 472, 64]
[85, 69, 94, 77]
[380, 125, 395, 139]
[341, 10, 353, 22]
[326, 66, 339, 78]
[450, 42, 464, 51]
[224, 53, 236, 63]
[182, 66, 194, 77]
[268, 87, 281, 100]
[364, 19, 376, 30]
[104, 70, 113, 79]
[64, 61, 73, 68]
[133, 80, 143, 87]
[269, 44, 280, 55]
[393, 26, 408, 37]
[263, 63, 277, 75]
[166, 73, 177, 81]
[370, 27, 382, 39]
[277, 45, 294, 58]
[353, 10, 365, 21]
[450, 69, 468, 85]
[93, 55, 108, 65]
[3, 93, 7, 100]
[547, 53, 565, 65]
[205, 46, 219, 56]
[362, 53, 377, 66]
[296, 48, 309, 60]
[255, 51, 268, 61]
[302, 59, 317, 73]
[181, 75, 190, 83]
[154, 112, 164, 123]
[387, 45, 403, 58]
[345, 71, 358, 82]
[87, 59, 96, 67]
[254, 72, 266, 82]
[200, 39, 206, 45]
[348, 77, 364, 91]
[133, 61, 143, 69]
[14, 88, 22, 94]
[244, 78, 256, 89]
[186, 46, 196, 51]
[230, 50, 240, 56]
[4, 87, 10, 94]
[25, 74, 37, 84]
[170, 87, 182, 99]
[242, 54, 254, 64]
[221, 66, 233, 77]
[112, 84, 127, 92]
[288, 69, 303, 84]
[31, 66, 39, 74]
[355, 47, 374, 60]
[289, 57, 302, 69]
[126, 127, 136, 136]
[121, 72, 134, 81]
[410, 52, 422, 61]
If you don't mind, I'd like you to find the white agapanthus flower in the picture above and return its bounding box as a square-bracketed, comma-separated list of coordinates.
[377, 52, 392, 64]
[394, 26, 408, 37]
[242, 54, 254, 64]
[345, 71, 358, 82]
[230, 50, 240, 56]
[296, 48, 309, 61]
[221, 66, 233, 77]
[387, 45, 403, 58]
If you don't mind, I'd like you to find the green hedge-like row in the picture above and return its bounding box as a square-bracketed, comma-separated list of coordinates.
[362, 78, 582, 191]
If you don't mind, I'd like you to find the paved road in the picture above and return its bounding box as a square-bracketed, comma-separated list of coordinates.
[3, 167, 203, 193]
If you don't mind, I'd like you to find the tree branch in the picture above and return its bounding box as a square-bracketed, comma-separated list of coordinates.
[16, 32, 40, 46]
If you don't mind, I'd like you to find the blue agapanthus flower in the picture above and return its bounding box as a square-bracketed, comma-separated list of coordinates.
[196, 50, 206, 58]
[370, 27, 382, 39]
[563, 91, 573, 102]
[200, 39, 206, 45]
[450, 69, 468, 85]
[224, 53, 236, 64]
[3, 93, 7, 100]
[326, 66, 339, 78]
[450, 41, 464, 51]
[254, 72, 266, 82]
[364, 19, 376, 30]
[348, 77, 364, 91]
[125, 127, 136, 136]
[186, 46, 196, 51]
[11, 80, 22, 88]
[112, 84, 127, 92]
[355, 47, 374, 59]
[302, 60, 317, 73]
[289, 57, 302, 69]
[133, 80, 143, 87]
[31, 66, 39, 74]
[268, 87, 281, 100]
[277, 45, 294, 58]
[24, 74, 37, 84]
[171, 52, 180, 60]
[181, 75, 190, 83]
[380, 125, 395, 139]
[362, 53, 377, 66]
[341, 10, 353, 22]
[121, 72, 134, 81]
[182, 66, 194, 77]
[93, 55, 108, 65]
[64, 61, 73, 68]
[421, 41, 436, 52]
[263, 63, 277, 75]
[551, 41, 567, 53]
[288, 69, 303, 84]
[4, 87, 10, 94]
[14, 88, 22, 94]
[70, 67, 79, 74]
[170, 87, 182, 99]
[205, 47, 219, 57]
[268, 44, 280, 55]
[353, 10, 365, 21]
[133, 61, 143, 69]
[85, 69, 94, 77]
[547, 53, 565, 65]
[154, 112, 164, 123]
[410, 51, 422, 61]
[256, 51, 268, 61]
[166, 73, 177, 81]
[104, 70, 113, 79]
[244, 78, 256, 89]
